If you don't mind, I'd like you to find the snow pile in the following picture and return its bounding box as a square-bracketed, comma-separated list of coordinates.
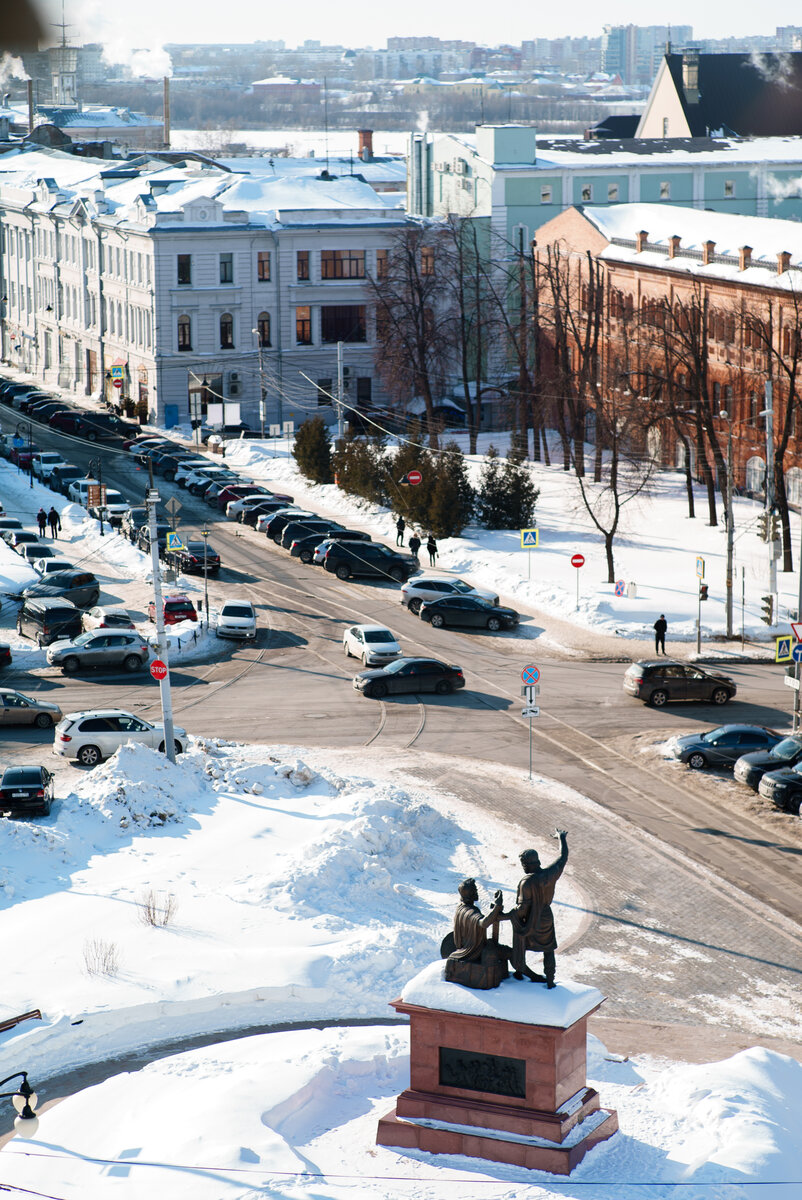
[71, 743, 210, 828]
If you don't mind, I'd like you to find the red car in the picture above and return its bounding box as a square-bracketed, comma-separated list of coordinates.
[147, 595, 198, 625]
[214, 484, 269, 511]
[9, 443, 38, 466]
[0, 644, 12, 671]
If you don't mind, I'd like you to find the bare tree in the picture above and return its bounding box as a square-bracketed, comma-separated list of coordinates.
[439, 215, 490, 455]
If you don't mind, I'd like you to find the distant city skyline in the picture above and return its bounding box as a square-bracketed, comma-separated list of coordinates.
[38, 0, 799, 56]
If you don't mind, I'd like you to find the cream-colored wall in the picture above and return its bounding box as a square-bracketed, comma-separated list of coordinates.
[635, 59, 692, 138]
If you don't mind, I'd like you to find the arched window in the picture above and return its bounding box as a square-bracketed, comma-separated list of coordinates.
[257, 312, 271, 347]
[177, 314, 192, 352]
[787, 466, 802, 508]
[220, 312, 234, 349]
[745, 456, 765, 494]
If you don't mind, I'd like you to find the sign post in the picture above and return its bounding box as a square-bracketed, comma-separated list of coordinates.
[521, 665, 540, 780]
[283, 417, 294, 459]
[520, 528, 538, 580]
[696, 556, 705, 655]
[570, 553, 585, 611]
[146, 487, 178, 764]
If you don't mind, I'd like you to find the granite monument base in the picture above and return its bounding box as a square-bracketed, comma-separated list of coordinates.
[376, 961, 618, 1174]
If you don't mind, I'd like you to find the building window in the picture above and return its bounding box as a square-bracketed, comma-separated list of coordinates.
[296, 305, 312, 344]
[257, 311, 271, 347]
[376, 249, 388, 278]
[316, 378, 333, 406]
[177, 254, 191, 285]
[220, 312, 234, 349]
[659, 181, 671, 200]
[219, 253, 233, 284]
[540, 185, 552, 204]
[745, 456, 766, 494]
[356, 376, 372, 410]
[607, 183, 619, 202]
[580, 183, 593, 202]
[321, 249, 365, 279]
[321, 305, 366, 343]
[662, 117, 669, 137]
[257, 250, 271, 281]
[297, 250, 309, 281]
[421, 247, 435, 276]
[177, 314, 192, 351]
[724, 179, 735, 198]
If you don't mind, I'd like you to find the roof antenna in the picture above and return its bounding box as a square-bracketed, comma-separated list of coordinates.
[323, 76, 329, 175]
[666, 23, 672, 56]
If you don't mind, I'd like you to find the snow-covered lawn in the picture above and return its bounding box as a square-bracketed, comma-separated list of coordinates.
[224, 434, 797, 648]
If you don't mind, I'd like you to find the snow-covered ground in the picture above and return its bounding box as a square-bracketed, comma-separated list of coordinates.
[224, 433, 795, 648]
[0, 739, 800, 1197]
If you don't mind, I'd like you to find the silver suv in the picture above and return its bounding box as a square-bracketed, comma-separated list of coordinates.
[54, 709, 187, 766]
[46, 630, 149, 674]
[399, 576, 499, 615]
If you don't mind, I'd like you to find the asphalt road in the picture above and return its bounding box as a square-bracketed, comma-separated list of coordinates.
[4, 405, 802, 938]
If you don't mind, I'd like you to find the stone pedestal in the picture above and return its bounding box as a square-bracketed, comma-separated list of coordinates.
[376, 961, 618, 1174]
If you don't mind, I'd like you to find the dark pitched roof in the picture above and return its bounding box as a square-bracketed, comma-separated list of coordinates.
[666, 52, 802, 137]
[588, 114, 640, 139]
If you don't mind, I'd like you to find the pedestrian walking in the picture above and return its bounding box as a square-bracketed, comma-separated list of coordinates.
[47, 506, 61, 539]
[36, 508, 47, 537]
[654, 614, 667, 656]
[396, 515, 406, 546]
[426, 534, 438, 568]
[408, 532, 421, 560]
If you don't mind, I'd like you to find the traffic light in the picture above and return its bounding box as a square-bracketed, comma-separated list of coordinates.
[770, 514, 781, 542]
[699, 584, 709, 602]
[761, 594, 774, 624]
[757, 512, 769, 541]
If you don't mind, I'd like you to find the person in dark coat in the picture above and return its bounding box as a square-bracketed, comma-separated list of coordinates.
[47, 507, 61, 539]
[408, 532, 421, 560]
[654, 614, 667, 655]
[426, 535, 438, 567]
[396, 515, 406, 546]
[36, 508, 47, 536]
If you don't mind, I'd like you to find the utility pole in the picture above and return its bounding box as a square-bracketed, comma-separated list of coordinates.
[721, 415, 734, 638]
[146, 484, 177, 763]
[794, 516, 802, 733]
[764, 379, 777, 611]
[336, 340, 345, 440]
[253, 327, 266, 438]
[201, 527, 210, 629]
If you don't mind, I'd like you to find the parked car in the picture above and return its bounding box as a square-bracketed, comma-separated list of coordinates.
[623, 661, 737, 707]
[32, 451, 67, 480]
[263, 510, 316, 542]
[217, 485, 269, 512]
[157, 453, 203, 482]
[734, 734, 802, 790]
[54, 709, 187, 766]
[33, 557, 75, 576]
[323, 542, 419, 583]
[18, 543, 52, 563]
[187, 471, 239, 497]
[312, 532, 373, 565]
[22, 569, 100, 609]
[173, 459, 212, 486]
[343, 624, 401, 666]
[9, 442, 39, 467]
[280, 519, 335, 550]
[353, 657, 466, 698]
[88, 488, 130, 527]
[290, 528, 352, 562]
[175, 541, 221, 576]
[7, 531, 44, 552]
[147, 594, 198, 625]
[255, 506, 299, 533]
[81, 605, 135, 632]
[0, 765, 54, 817]
[0, 688, 62, 728]
[420, 595, 520, 632]
[400, 576, 499, 615]
[0, 645, 11, 670]
[758, 759, 802, 812]
[181, 466, 233, 492]
[17, 597, 82, 645]
[216, 599, 257, 640]
[47, 629, 150, 674]
[0, 517, 22, 536]
[49, 465, 85, 495]
[241, 498, 294, 526]
[137, 522, 171, 558]
[226, 492, 273, 519]
[67, 477, 100, 505]
[670, 725, 781, 770]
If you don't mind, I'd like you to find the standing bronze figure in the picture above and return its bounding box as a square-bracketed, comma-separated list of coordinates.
[504, 830, 568, 988]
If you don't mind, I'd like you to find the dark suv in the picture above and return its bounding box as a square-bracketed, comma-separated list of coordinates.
[323, 542, 418, 583]
[623, 660, 736, 707]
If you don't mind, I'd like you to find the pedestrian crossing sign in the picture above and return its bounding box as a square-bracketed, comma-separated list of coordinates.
[165, 532, 186, 553]
[520, 528, 539, 548]
[776, 636, 793, 663]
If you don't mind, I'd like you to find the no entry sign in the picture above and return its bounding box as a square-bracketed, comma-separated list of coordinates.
[570, 554, 585, 568]
[150, 658, 167, 681]
[406, 469, 422, 486]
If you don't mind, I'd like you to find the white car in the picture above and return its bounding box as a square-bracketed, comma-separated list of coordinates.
[313, 534, 372, 565]
[343, 623, 402, 666]
[182, 468, 235, 492]
[226, 493, 270, 519]
[88, 488, 129, 525]
[32, 452, 67, 480]
[256, 506, 300, 533]
[400, 576, 500, 615]
[67, 477, 99, 505]
[33, 557, 75, 576]
[172, 459, 209, 485]
[54, 709, 187, 766]
[216, 600, 257, 640]
[18, 543, 51, 563]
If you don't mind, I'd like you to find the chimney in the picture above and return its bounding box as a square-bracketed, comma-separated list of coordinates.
[703, 239, 715, 264]
[635, 229, 649, 253]
[668, 234, 681, 258]
[682, 48, 700, 105]
[163, 76, 171, 150]
[358, 128, 374, 161]
[778, 250, 792, 274]
[27, 79, 34, 134]
[739, 245, 752, 270]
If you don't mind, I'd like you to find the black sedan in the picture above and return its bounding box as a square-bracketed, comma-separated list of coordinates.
[175, 541, 221, 576]
[0, 766, 54, 817]
[353, 657, 465, 698]
[670, 724, 781, 770]
[758, 762, 802, 813]
[419, 595, 519, 632]
[734, 734, 802, 790]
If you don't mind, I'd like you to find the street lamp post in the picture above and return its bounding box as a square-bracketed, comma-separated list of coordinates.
[0, 1070, 39, 1138]
[252, 327, 266, 438]
[201, 527, 210, 628]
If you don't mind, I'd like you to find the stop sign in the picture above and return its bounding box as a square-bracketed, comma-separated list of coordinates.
[407, 469, 422, 486]
[570, 554, 585, 568]
[150, 658, 167, 680]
